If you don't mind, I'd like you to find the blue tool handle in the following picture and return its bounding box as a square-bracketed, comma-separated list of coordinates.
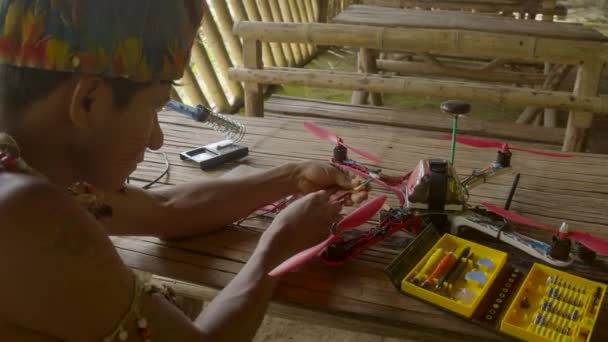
[164, 100, 210, 122]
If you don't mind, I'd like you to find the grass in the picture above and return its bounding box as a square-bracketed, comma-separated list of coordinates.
[274, 48, 526, 123]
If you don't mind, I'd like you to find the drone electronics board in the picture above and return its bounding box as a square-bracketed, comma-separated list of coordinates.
[385, 225, 607, 342]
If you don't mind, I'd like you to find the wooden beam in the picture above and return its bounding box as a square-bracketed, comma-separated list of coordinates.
[190, 42, 230, 112]
[289, 0, 310, 58]
[209, 0, 243, 67]
[563, 61, 604, 152]
[227, 0, 248, 23]
[270, 0, 303, 65]
[180, 66, 209, 108]
[317, 0, 328, 22]
[296, 0, 315, 56]
[266, 0, 296, 66]
[228, 67, 608, 113]
[233, 21, 608, 65]
[377, 59, 543, 85]
[242, 39, 264, 117]
[200, 3, 243, 107]
[241, 0, 279, 67]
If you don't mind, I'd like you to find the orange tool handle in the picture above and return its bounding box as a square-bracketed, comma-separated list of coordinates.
[421, 250, 456, 288]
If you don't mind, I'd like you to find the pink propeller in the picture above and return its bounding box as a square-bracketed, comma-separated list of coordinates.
[441, 134, 575, 158]
[480, 202, 608, 256]
[268, 195, 388, 277]
[304, 122, 384, 164]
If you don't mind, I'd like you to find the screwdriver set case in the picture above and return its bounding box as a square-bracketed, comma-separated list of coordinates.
[385, 225, 606, 342]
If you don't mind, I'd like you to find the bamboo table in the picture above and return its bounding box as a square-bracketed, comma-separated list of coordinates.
[361, 0, 567, 19]
[331, 4, 608, 152]
[113, 101, 608, 341]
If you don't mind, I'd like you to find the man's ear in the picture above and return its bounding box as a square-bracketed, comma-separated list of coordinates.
[68, 76, 108, 129]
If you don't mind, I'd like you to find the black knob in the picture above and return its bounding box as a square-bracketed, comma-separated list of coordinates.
[441, 100, 471, 115]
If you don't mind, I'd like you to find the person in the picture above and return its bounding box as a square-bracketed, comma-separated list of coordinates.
[0, 1, 368, 341]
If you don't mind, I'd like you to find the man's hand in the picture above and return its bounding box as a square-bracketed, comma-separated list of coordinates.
[258, 188, 343, 264]
[291, 161, 369, 206]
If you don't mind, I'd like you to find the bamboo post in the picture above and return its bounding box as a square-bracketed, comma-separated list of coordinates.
[242, 0, 279, 67]
[295, 0, 314, 56]
[265, 0, 295, 66]
[541, 1, 556, 126]
[352, 48, 383, 106]
[541, 0, 555, 22]
[324, 0, 333, 22]
[304, 0, 317, 26]
[190, 41, 230, 112]
[228, 0, 248, 23]
[208, 0, 243, 67]
[242, 39, 264, 117]
[228, 67, 608, 113]
[313, 0, 323, 22]
[287, 0, 309, 61]
[277, 0, 304, 65]
[563, 61, 603, 152]
[180, 66, 209, 108]
[543, 63, 557, 127]
[200, 5, 243, 107]
[334, 0, 341, 17]
[303, 0, 318, 54]
[533, 112, 543, 126]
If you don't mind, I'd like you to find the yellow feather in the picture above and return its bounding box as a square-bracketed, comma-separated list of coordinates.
[4, 2, 24, 38]
[45, 38, 70, 68]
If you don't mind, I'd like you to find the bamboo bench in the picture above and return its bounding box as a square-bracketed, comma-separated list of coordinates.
[360, 0, 567, 19]
[228, 13, 608, 152]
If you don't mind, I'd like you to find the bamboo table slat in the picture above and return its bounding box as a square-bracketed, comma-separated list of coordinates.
[333, 5, 606, 41]
[114, 103, 608, 341]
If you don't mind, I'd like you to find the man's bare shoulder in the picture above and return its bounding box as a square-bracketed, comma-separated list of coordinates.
[0, 173, 71, 234]
[0, 173, 133, 340]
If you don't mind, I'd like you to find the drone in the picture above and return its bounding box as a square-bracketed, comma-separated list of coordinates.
[266, 100, 608, 277]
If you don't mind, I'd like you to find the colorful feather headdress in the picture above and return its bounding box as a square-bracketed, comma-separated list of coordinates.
[0, 0, 203, 81]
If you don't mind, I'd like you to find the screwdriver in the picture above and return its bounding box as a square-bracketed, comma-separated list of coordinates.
[410, 247, 445, 285]
[435, 247, 471, 292]
[333, 179, 372, 203]
[421, 248, 457, 289]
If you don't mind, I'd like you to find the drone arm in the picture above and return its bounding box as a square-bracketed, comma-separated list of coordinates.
[461, 165, 512, 191]
[448, 211, 574, 268]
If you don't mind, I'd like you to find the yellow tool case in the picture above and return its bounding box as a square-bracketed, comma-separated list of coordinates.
[385, 226, 606, 342]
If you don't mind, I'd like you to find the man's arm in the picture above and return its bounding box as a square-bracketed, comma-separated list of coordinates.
[0, 174, 342, 342]
[101, 161, 363, 238]
[101, 163, 299, 238]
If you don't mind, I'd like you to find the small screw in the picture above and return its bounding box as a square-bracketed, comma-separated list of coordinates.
[570, 309, 579, 321]
[533, 313, 544, 325]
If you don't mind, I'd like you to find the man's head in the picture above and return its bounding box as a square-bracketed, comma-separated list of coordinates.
[0, 0, 203, 190]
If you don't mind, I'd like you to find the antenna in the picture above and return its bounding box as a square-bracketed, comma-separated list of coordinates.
[440, 100, 471, 165]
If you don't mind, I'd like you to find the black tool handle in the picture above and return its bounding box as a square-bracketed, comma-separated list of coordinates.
[435, 247, 471, 291]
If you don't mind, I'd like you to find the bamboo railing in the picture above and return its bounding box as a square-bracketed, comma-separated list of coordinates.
[173, 0, 359, 113]
[228, 20, 608, 152]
